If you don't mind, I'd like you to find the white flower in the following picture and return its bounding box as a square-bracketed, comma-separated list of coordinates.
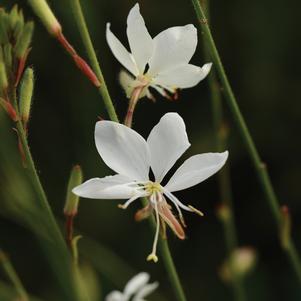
[73, 113, 228, 261]
[105, 272, 158, 301]
[106, 3, 212, 99]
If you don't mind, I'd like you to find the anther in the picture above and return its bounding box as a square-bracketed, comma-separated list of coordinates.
[188, 205, 204, 217]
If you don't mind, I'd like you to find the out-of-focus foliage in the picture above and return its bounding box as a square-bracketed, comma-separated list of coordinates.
[1, 0, 301, 300]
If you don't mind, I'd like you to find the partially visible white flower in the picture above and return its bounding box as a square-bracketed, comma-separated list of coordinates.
[105, 272, 158, 301]
[73, 113, 228, 262]
[107, 3, 212, 99]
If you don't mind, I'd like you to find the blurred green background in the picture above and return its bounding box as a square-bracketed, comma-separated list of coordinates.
[1, 0, 301, 300]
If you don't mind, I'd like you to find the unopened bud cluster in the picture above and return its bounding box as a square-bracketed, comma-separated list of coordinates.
[0, 6, 34, 96]
[0, 6, 34, 122]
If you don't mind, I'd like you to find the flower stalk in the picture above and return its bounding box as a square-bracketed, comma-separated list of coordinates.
[69, 0, 119, 122]
[190, 0, 301, 282]
[124, 86, 144, 127]
[201, 1, 247, 300]
[64, 165, 83, 250]
[27, 0, 100, 87]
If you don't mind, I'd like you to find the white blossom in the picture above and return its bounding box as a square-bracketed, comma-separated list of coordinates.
[73, 113, 228, 261]
[105, 272, 158, 301]
[106, 3, 212, 99]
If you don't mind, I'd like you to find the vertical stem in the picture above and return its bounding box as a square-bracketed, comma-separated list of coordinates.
[159, 240, 187, 301]
[12, 92, 81, 301]
[202, 1, 247, 300]
[142, 198, 187, 301]
[190, 0, 301, 283]
[65, 215, 75, 249]
[0, 250, 29, 301]
[69, 0, 119, 122]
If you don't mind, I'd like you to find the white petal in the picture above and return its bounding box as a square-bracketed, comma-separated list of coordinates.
[147, 113, 190, 182]
[165, 151, 229, 192]
[133, 282, 159, 301]
[105, 291, 124, 301]
[95, 121, 150, 181]
[148, 25, 197, 75]
[124, 273, 150, 297]
[72, 175, 141, 199]
[106, 23, 139, 76]
[127, 4, 153, 74]
[153, 63, 212, 89]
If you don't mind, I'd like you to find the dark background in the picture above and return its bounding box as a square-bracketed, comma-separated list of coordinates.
[1, 0, 301, 300]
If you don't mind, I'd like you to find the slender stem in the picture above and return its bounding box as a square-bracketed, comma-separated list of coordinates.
[202, 1, 246, 300]
[65, 214, 75, 249]
[16, 120, 66, 244]
[159, 239, 187, 301]
[0, 250, 29, 301]
[69, 0, 119, 122]
[190, 0, 301, 283]
[124, 86, 143, 127]
[12, 92, 81, 300]
[68, 1, 187, 298]
[142, 198, 187, 301]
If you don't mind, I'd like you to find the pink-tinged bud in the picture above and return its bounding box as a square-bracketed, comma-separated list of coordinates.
[73, 55, 101, 87]
[0, 98, 18, 121]
[15, 49, 30, 87]
[280, 205, 291, 250]
[56, 32, 100, 87]
[64, 165, 83, 217]
[27, 0, 62, 36]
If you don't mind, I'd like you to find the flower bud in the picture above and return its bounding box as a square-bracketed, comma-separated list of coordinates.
[3, 44, 13, 70]
[0, 56, 8, 94]
[19, 68, 34, 124]
[0, 11, 9, 45]
[64, 165, 83, 216]
[219, 247, 257, 282]
[216, 203, 232, 222]
[27, 0, 62, 35]
[9, 5, 19, 30]
[15, 21, 34, 59]
[280, 205, 291, 250]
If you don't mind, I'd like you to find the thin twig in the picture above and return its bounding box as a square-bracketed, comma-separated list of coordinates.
[190, 0, 301, 283]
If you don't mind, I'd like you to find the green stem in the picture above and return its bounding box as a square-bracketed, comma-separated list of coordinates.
[141, 198, 187, 301]
[202, 1, 246, 300]
[12, 93, 81, 300]
[16, 120, 66, 245]
[0, 250, 29, 301]
[69, 0, 119, 122]
[190, 0, 301, 283]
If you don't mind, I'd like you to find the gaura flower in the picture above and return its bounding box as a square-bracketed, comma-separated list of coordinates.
[106, 3, 212, 99]
[105, 272, 158, 301]
[73, 113, 228, 262]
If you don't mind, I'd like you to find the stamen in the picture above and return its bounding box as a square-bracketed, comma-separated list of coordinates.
[161, 191, 186, 227]
[118, 195, 142, 209]
[188, 205, 205, 217]
[163, 188, 193, 212]
[147, 195, 160, 263]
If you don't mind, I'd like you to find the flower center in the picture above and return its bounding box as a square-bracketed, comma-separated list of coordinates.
[137, 74, 152, 87]
[145, 182, 162, 195]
